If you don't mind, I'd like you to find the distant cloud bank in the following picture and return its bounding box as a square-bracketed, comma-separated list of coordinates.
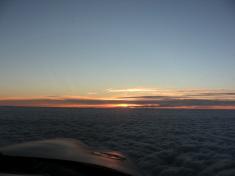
[0, 88, 235, 109]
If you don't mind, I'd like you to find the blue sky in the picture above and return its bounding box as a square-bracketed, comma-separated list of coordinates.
[0, 0, 235, 105]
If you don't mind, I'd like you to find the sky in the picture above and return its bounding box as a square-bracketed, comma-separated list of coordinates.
[0, 0, 235, 109]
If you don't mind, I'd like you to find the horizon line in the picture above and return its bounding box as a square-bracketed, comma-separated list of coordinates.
[1, 105, 235, 110]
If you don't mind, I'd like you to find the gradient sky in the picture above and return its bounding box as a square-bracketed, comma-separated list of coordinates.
[0, 0, 235, 108]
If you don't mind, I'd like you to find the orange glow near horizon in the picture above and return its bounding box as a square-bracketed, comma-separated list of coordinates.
[53, 103, 143, 108]
[0, 88, 235, 110]
[1, 103, 235, 110]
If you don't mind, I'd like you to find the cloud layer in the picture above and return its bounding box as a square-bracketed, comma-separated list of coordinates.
[1, 108, 235, 176]
[1, 88, 235, 109]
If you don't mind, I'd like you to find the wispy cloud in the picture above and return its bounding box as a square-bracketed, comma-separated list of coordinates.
[106, 88, 160, 93]
[87, 92, 97, 95]
[120, 88, 235, 100]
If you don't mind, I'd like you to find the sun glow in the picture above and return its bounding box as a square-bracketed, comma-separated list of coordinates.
[115, 104, 129, 108]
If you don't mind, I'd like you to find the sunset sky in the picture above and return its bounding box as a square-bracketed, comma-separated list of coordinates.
[0, 0, 235, 109]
